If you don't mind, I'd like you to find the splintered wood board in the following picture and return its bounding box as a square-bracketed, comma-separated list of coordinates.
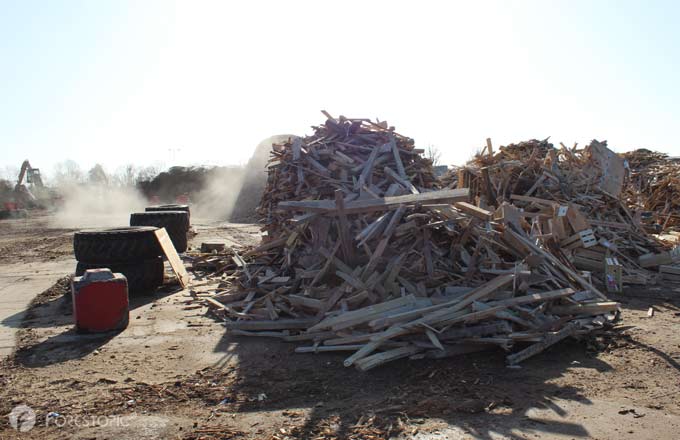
[155, 228, 190, 288]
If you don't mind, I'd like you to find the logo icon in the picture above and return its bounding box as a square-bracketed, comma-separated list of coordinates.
[9, 405, 36, 432]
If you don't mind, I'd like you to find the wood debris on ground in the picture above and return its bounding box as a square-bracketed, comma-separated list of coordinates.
[189, 113, 680, 371]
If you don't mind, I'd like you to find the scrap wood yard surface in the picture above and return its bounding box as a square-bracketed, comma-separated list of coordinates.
[1, 115, 680, 439]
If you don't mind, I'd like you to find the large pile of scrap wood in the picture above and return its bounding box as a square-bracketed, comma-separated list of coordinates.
[621, 149, 680, 230]
[196, 113, 632, 371]
[452, 138, 674, 283]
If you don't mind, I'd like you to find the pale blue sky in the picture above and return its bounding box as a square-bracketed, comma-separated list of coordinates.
[1, 0, 679, 178]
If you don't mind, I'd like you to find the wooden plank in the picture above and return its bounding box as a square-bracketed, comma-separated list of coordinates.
[243, 237, 287, 257]
[486, 137, 493, 156]
[224, 318, 317, 331]
[659, 265, 680, 275]
[296, 345, 367, 353]
[335, 189, 355, 263]
[343, 341, 381, 367]
[506, 228, 608, 300]
[510, 194, 560, 207]
[487, 288, 574, 308]
[639, 251, 673, 268]
[229, 329, 290, 338]
[356, 143, 381, 190]
[154, 228, 190, 288]
[292, 137, 304, 194]
[309, 294, 418, 332]
[369, 273, 514, 329]
[454, 202, 492, 221]
[331, 303, 422, 332]
[288, 294, 324, 310]
[384, 166, 419, 194]
[426, 329, 445, 351]
[204, 297, 250, 318]
[324, 333, 373, 346]
[480, 167, 497, 207]
[384, 183, 403, 197]
[354, 345, 422, 371]
[424, 343, 493, 359]
[355, 212, 390, 245]
[278, 189, 470, 214]
[306, 156, 331, 177]
[391, 137, 407, 179]
[588, 141, 625, 197]
[506, 322, 580, 365]
[438, 321, 512, 341]
[550, 301, 619, 316]
[382, 205, 407, 240]
[566, 203, 591, 232]
[283, 331, 336, 342]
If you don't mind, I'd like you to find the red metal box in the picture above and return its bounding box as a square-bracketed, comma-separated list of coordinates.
[71, 269, 129, 333]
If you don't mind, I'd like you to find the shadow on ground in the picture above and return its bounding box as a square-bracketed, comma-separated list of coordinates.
[199, 330, 612, 439]
[614, 286, 680, 312]
[8, 279, 179, 368]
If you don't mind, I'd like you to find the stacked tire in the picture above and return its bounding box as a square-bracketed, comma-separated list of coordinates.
[130, 209, 190, 253]
[73, 227, 165, 295]
[145, 204, 190, 220]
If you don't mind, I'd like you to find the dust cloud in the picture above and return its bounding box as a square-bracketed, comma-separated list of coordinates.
[229, 134, 294, 222]
[48, 134, 292, 228]
[50, 183, 147, 229]
[191, 166, 246, 221]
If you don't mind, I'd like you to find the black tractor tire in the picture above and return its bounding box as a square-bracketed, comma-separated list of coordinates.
[130, 211, 190, 231]
[130, 211, 189, 252]
[73, 227, 161, 263]
[75, 257, 164, 295]
[145, 204, 190, 220]
[167, 228, 188, 253]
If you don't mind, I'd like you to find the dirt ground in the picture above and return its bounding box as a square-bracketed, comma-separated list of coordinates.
[1, 214, 680, 439]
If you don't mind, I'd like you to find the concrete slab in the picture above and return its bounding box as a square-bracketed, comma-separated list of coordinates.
[0, 259, 75, 358]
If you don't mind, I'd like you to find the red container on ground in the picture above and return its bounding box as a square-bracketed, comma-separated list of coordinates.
[72, 269, 129, 333]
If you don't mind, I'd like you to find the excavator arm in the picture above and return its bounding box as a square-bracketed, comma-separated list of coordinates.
[15, 160, 44, 189]
[16, 160, 30, 188]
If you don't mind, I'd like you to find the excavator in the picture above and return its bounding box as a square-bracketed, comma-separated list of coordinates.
[0, 160, 52, 218]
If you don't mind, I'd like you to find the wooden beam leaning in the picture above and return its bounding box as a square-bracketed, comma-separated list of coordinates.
[384, 166, 419, 194]
[335, 189, 355, 264]
[506, 322, 580, 365]
[390, 137, 407, 179]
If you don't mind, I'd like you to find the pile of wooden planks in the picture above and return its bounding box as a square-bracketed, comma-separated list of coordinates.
[447, 138, 673, 285]
[198, 113, 625, 370]
[622, 149, 680, 230]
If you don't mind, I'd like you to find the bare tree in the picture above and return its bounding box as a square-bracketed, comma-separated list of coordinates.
[109, 164, 163, 188]
[53, 160, 84, 185]
[426, 144, 442, 167]
[136, 165, 162, 183]
[0, 165, 20, 182]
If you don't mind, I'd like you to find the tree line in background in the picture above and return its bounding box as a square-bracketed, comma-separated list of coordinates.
[0, 160, 163, 188]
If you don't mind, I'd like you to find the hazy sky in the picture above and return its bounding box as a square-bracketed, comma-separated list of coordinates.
[1, 0, 679, 178]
